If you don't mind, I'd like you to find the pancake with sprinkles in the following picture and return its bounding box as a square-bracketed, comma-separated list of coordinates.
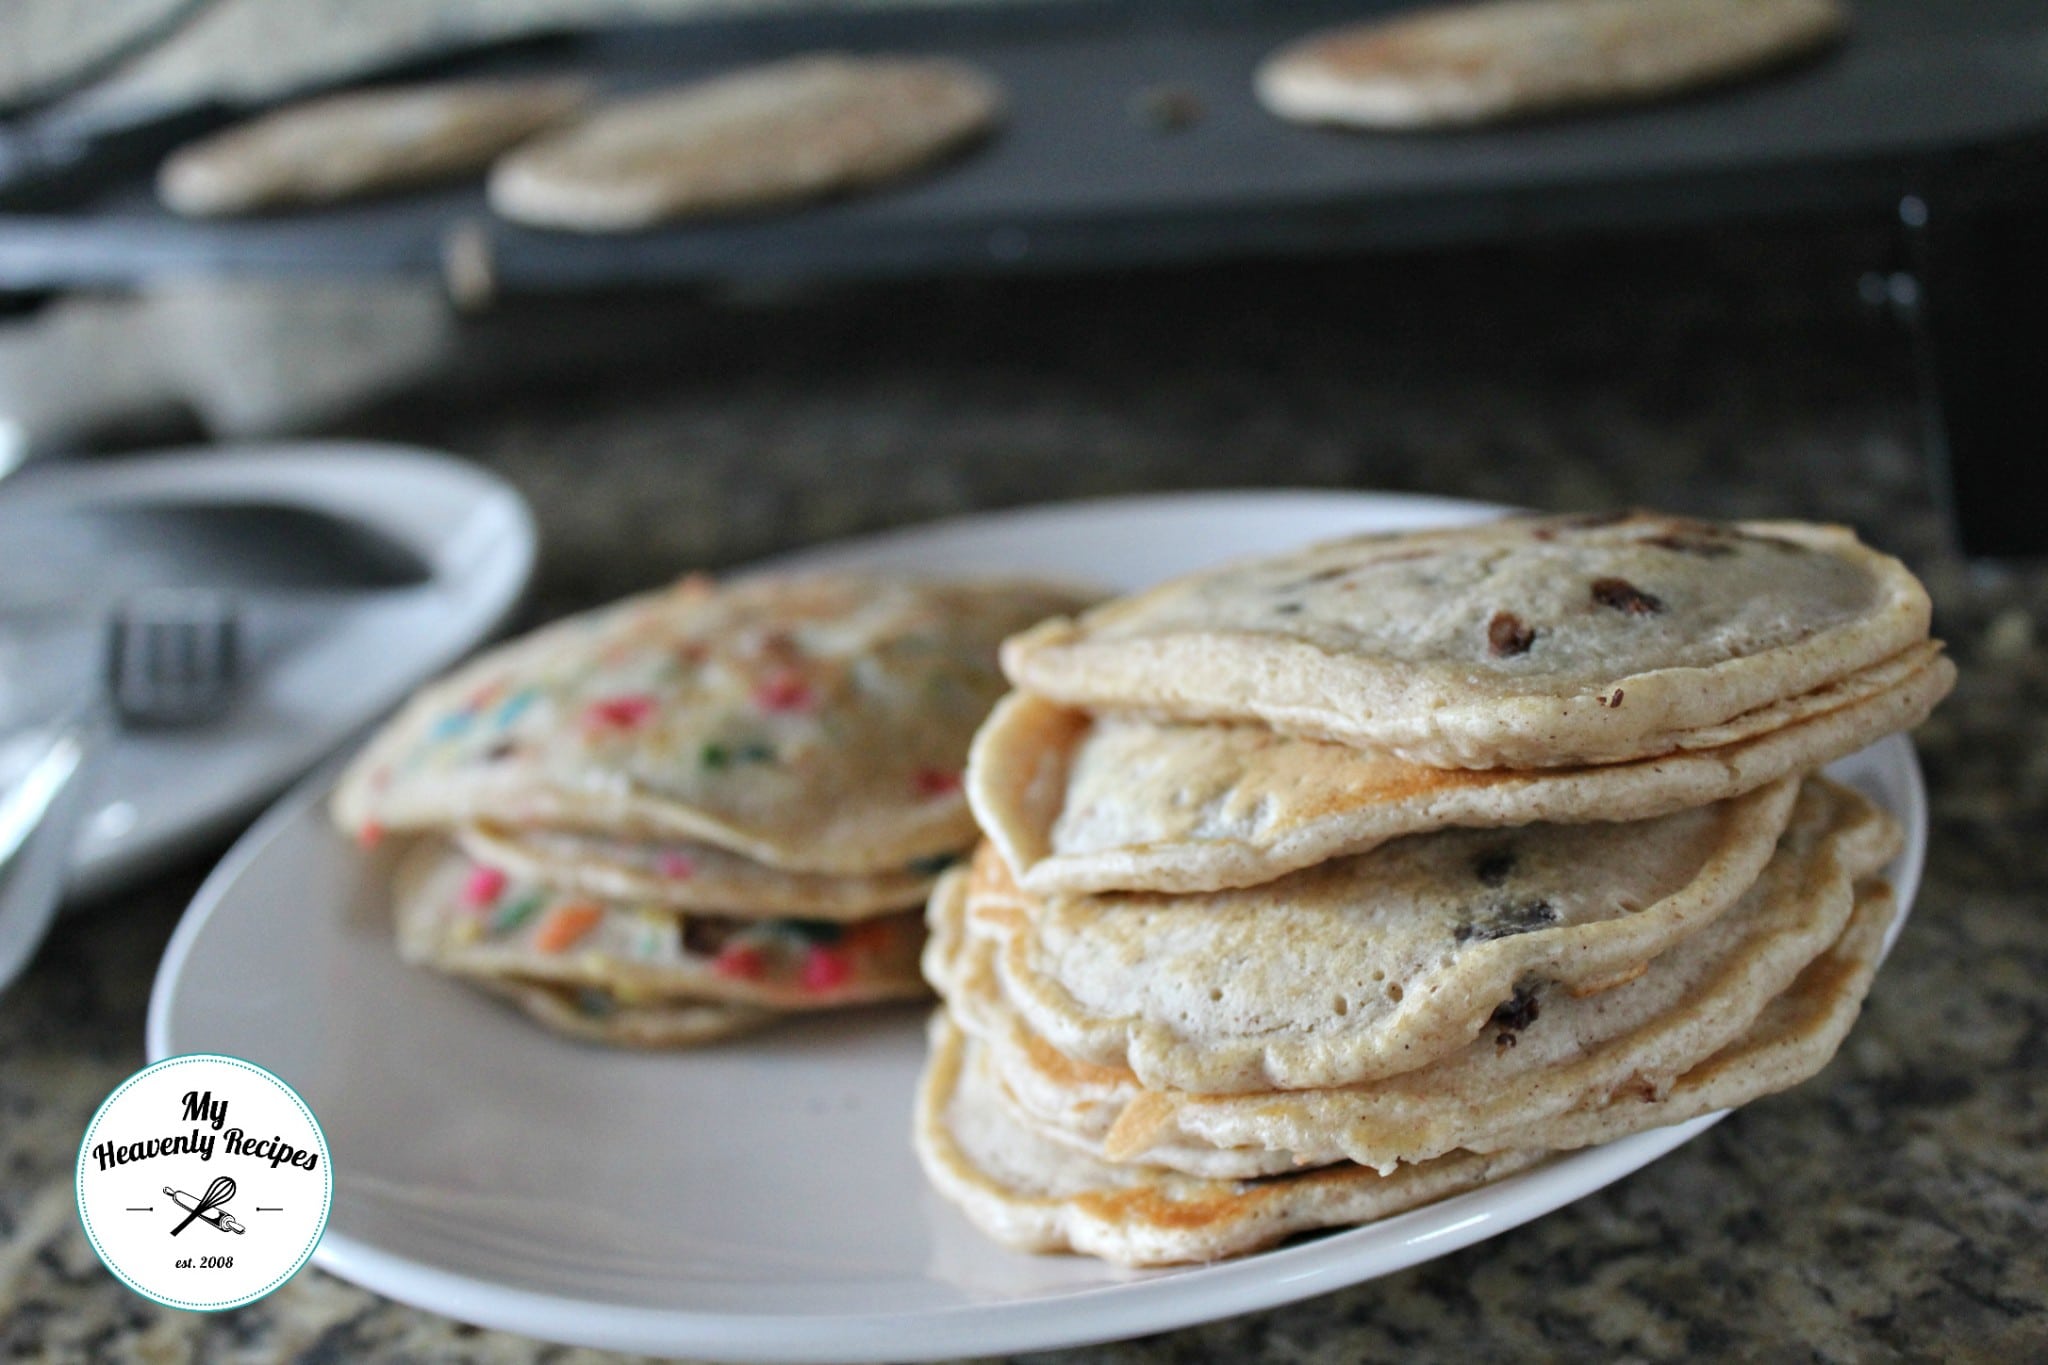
[340, 570, 1092, 1048]
[335, 573, 1091, 874]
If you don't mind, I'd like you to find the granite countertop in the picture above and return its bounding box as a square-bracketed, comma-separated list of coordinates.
[3, 221, 2045, 1361]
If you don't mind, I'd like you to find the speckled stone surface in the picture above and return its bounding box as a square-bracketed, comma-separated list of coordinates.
[4, 220, 2047, 1362]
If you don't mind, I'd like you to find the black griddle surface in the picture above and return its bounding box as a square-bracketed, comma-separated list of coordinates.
[1, 0, 2044, 288]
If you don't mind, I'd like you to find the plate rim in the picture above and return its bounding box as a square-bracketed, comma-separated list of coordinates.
[147, 488, 1929, 1361]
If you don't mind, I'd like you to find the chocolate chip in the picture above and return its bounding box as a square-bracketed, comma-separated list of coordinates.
[1487, 610, 1536, 657]
[1591, 577, 1664, 615]
[1473, 849, 1517, 887]
[1453, 898, 1558, 944]
[681, 917, 743, 957]
[1274, 602, 1304, 615]
[1492, 985, 1541, 1045]
[483, 740, 519, 762]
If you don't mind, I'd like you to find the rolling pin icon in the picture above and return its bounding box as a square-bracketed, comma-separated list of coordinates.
[165, 1180, 245, 1234]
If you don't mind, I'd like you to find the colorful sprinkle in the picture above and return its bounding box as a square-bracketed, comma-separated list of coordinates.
[655, 851, 698, 880]
[584, 694, 656, 733]
[752, 669, 816, 714]
[534, 901, 605, 954]
[701, 740, 776, 771]
[713, 943, 767, 980]
[801, 945, 853, 993]
[494, 688, 541, 728]
[636, 924, 668, 961]
[489, 890, 547, 935]
[912, 767, 962, 799]
[460, 864, 508, 910]
[428, 711, 474, 742]
[682, 918, 739, 958]
[355, 821, 387, 851]
[464, 680, 507, 712]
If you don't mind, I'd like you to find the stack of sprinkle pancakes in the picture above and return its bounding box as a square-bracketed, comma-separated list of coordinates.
[335, 572, 1093, 1046]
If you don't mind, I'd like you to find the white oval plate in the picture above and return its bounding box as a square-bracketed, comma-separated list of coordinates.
[0, 443, 534, 898]
[148, 491, 1926, 1362]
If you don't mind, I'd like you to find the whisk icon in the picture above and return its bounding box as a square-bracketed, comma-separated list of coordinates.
[165, 1178, 244, 1235]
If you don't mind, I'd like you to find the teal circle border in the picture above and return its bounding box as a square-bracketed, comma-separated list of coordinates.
[76, 1053, 334, 1313]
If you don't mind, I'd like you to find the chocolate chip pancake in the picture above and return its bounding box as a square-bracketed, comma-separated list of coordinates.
[971, 645, 1947, 894]
[952, 781, 1898, 1175]
[962, 777, 1806, 1094]
[914, 1012, 1544, 1267]
[1000, 512, 1931, 770]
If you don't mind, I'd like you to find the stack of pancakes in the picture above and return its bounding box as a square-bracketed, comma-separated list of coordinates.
[916, 511, 1953, 1265]
[333, 572, 1091, 1046]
